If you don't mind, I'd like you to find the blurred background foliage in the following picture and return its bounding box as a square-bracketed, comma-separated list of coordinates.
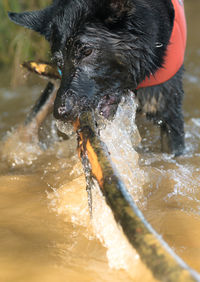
[0, 0, 50, 86]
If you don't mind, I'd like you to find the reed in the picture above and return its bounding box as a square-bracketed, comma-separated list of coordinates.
[0, 0, 50, 86]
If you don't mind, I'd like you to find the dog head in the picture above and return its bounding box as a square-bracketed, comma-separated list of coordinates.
[8, 0, 155, 121]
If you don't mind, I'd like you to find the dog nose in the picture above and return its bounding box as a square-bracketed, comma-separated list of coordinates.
[54, 93, 75, 121]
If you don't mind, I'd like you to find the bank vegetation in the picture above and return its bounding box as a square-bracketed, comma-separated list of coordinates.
[0, 0, 50, 86]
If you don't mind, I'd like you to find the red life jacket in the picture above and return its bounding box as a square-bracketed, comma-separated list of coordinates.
[137, 0, 187, 89]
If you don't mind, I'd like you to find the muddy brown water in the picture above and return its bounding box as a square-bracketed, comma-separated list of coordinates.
[0, 1, 200, 281]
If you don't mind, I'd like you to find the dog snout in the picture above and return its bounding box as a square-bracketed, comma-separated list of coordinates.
[54, 89, 75, 121]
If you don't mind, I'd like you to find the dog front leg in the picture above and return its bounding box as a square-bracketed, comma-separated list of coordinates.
[0, 82, 58, 165]
[24, 82, 57, 140]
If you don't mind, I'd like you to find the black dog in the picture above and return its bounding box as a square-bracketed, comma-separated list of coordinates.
[8, 0, 186, 156]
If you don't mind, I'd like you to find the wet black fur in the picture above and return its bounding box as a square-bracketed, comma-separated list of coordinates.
[8, 0, 185, 155]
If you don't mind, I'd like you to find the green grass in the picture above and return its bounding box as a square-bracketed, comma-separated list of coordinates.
[0, 0, 50, 85]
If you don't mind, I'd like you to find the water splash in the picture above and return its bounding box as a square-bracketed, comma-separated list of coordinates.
[0, 125, 42, 167]
[48, 92, 156, 280]
[98, 92, 145, 206]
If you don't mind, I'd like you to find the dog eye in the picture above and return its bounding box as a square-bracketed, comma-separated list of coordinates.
[82, 47, 93, 57]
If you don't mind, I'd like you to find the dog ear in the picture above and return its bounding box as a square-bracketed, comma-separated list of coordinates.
[8, 8, 52, 40]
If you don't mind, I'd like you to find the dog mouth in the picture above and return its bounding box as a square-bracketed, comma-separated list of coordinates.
[97, 94, 121, 119]
[55, 93, 122, 138]
[54, 91, 122, 122]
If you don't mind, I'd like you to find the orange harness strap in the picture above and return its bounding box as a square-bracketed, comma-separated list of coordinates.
[137, 0, 187, 89]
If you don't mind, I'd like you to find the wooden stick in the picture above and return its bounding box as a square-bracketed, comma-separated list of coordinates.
[74, 111, 200, 282]
[21, 61, 61, 80]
